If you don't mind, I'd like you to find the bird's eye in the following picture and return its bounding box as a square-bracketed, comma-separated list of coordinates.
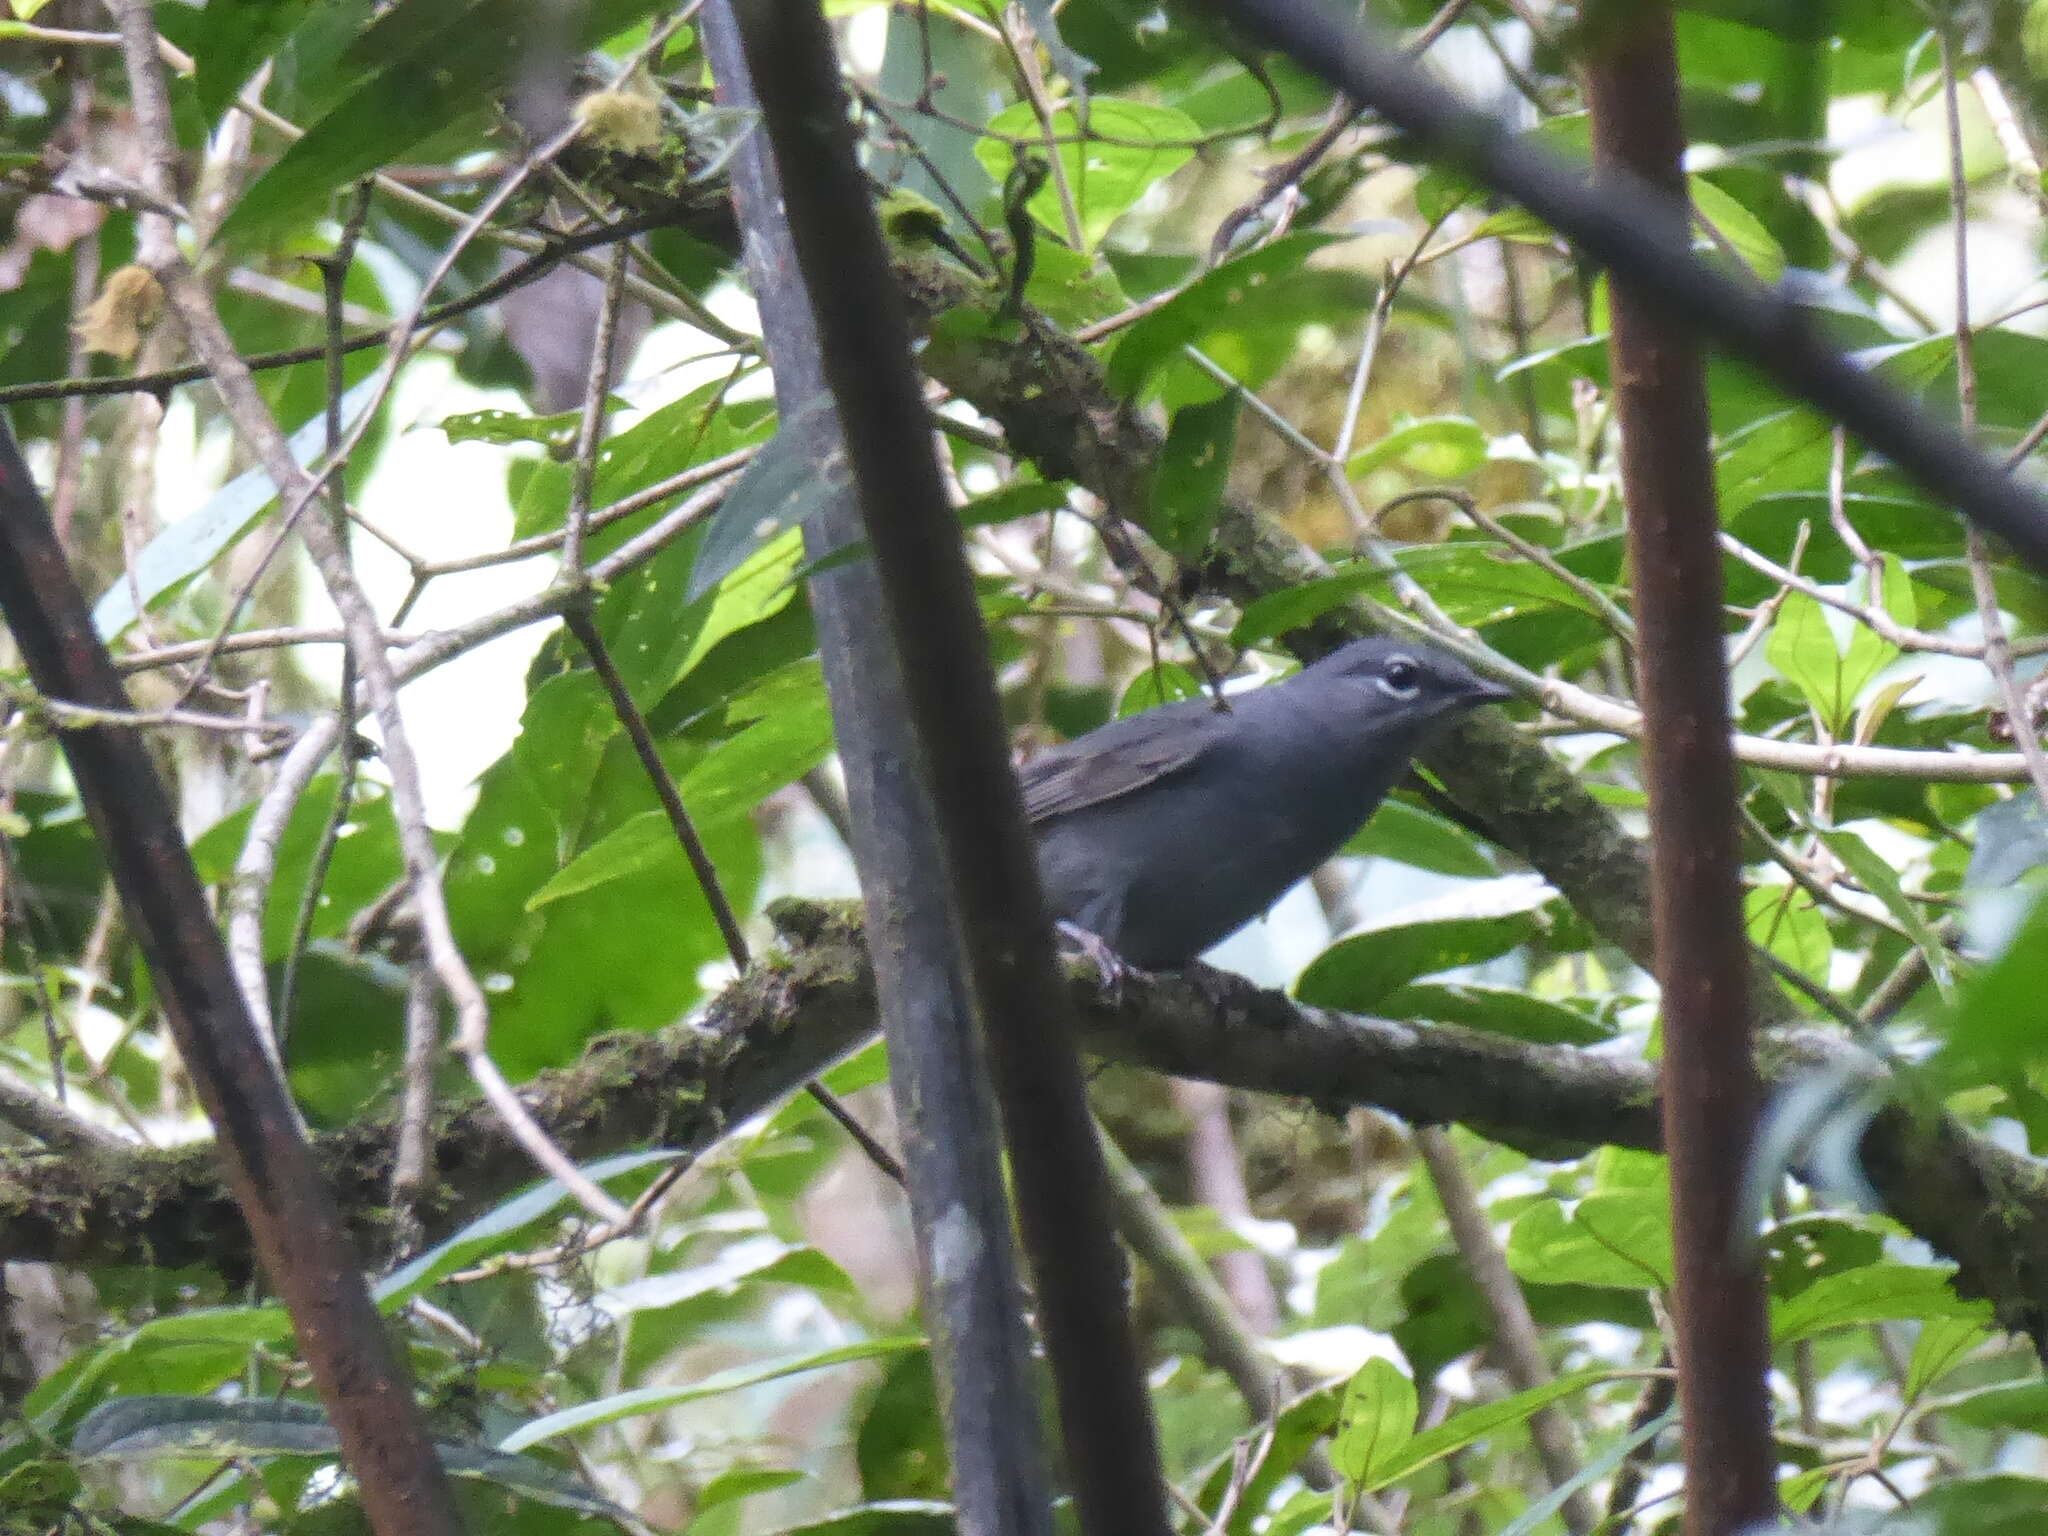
[1378, 656, 1421, 699]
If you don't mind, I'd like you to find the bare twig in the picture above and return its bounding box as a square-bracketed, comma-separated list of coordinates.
[561, 242, 633, 580]
[0, 1074, 127, 1157]
[389, 966, 441, 1256]
[1416, 1126, 1596, 1534]
[560, 605, 907, 1186]
[0, 209, 703, 408]
[226, 722, 338, 1072]
[1939, 28, 2048, 806]
[273, 184, 377, 1039]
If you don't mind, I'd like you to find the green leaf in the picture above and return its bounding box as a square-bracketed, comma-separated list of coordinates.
[439, 404, 593, 449]
[695, 1467, 807, 1515]
[192, 0, 321, 123]
[1107, 233, 1341, 398]
[72, 1395, 633, 1521]
[1151, 395, 1239, 557]
[1011, 238, 1130, 328]
[93, 376, 383, 640]
[1943, 1380, 2048, 1432]
[1767, 587, 1893, 733]
[1506, 1193, 1673, 1291]
[1344, 415, 1489, 480]
[190, 776, 404, 959]
[498, 1337, 926, 1451]
[514, 376, 772, 541]
[217, 0, 514, 247]
[975, 99, 1199, 250]
[1397, 542, 1623, 630]
[1232, 563, 1396, 647]
[1771, 1263, 1991, 1345]
[959, 481, 1069, 529]
[1909, 1474, 2048, 1535]
[1115, 662, 1205, 716]
[527, 663, 832, 908]
[485, 814, 763, 1074]
[1344, 797, 1496, 877]
[1296, 881, 1554, 1013]
[1744, 883, 1830, 982]
[1718, 407, 1834, 518]
[1470, 204, 1556, 245]
[1494, 1408, 1676, 1536]
[1364, 1370, 1608, 1491]
[1905, 1316, 1988, 1402]
[1380, 982, 1614, 1044]
[687, 400, 848, 601]
[1938, 885, 2048, 1087]
[760, 1503, 955, 1536]
[1810, 822, 1953, 996]
[24, 1307, 293, 1430]
[1690, 176, 1786, 280]
[632, 527, 807, 702]
[375, 1149, 681, 1308]
[1329, 1357, 1416, 1487]
[1203, 1387, 1341, 1536]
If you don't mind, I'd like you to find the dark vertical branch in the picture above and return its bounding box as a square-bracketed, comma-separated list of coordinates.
[722, 5, 1172, 1535]
[0, 420, 467, 1536]
[697, 10, 1059, 1536]
[1583, 15, 1777, 1535]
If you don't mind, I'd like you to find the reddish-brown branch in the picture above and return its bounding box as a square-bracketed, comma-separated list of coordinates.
[1585, 14, 1777, 1534]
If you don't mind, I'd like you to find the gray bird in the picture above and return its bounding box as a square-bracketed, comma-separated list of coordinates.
[1025, 638, 1512, 970]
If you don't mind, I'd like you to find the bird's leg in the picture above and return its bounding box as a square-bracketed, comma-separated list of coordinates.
[1054, 919, 1134, 1002]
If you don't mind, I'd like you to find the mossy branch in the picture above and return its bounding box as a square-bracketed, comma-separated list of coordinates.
[6, 900, 2047, 1355]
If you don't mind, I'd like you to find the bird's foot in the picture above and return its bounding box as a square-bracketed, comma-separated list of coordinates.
[1055, 920, 1133, 1003]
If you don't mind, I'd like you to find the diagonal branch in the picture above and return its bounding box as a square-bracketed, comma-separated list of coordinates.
[1195, 0, 2048, 571]
[0, 416, 463, 1536]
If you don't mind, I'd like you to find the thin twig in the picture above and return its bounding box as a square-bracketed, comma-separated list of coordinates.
[275, 184, 377, 1039]
[0, 210, 698, 408]
[562, 243, 634, 580]
[562, 606, 906, 1184]
[1939, 27, 2048, 805]
[1415, 1126, 1596, 1534]
[389, 965, 441, 1256]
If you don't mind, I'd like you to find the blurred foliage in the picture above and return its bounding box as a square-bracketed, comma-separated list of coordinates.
[5, 0, 2048, 1531]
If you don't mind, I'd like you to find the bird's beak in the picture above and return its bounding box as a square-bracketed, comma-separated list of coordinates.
[1469, 675, 1515, 705]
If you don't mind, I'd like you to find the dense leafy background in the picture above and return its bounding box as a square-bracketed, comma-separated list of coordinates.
[6, 0, 2048, 1531]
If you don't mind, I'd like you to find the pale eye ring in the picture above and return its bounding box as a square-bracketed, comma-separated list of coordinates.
[1378, 655, 1422, 699]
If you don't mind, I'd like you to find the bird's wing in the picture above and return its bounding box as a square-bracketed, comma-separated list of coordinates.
[1019, 704, 1225, 823]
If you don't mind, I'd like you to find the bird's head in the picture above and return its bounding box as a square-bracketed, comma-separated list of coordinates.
[1303, 637, 1514, 731]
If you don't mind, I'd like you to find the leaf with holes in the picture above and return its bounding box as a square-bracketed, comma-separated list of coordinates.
[1330, 1357, 1417, 1488]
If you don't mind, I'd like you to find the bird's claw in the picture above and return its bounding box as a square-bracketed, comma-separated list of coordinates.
[1055, 920, 1134, 1002]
